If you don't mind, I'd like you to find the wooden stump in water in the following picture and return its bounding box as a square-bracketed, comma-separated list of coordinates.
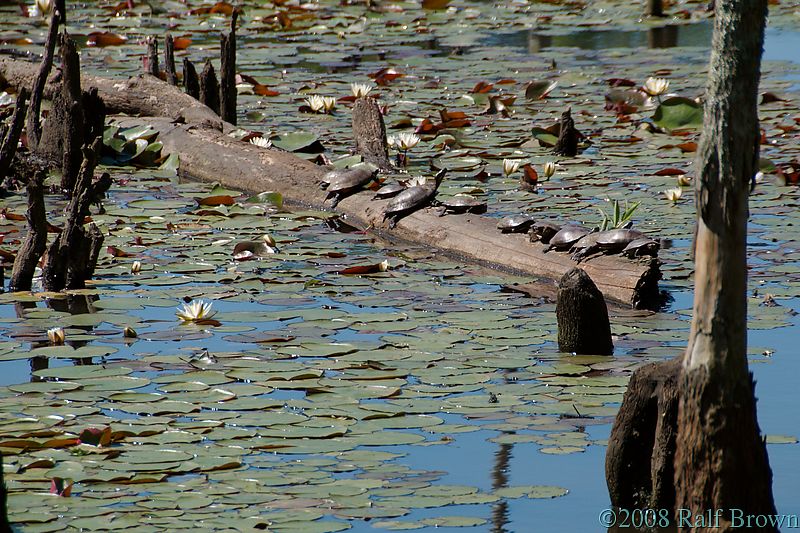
[200, 59, 220, 116]
[42, 139, 105, 291]
[553, 108, 578, 157]
[219, 10, 238, 125]
[352, 97, 392, 171]
[164, 33, 178, 86]
[556, 267, 613, 354]
[26, 10, 59, 151]
[145, 35, 159, 77]
[9, 166, 47, 292]
[0, 87, 28, 180]
[606, 358, 680, 511]
[183, 58, 200, 99]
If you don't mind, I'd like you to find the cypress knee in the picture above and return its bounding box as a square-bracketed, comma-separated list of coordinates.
[556, 267, 613, 355]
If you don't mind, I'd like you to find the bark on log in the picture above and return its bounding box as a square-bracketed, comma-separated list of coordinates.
[9, 168, 47, 292]
[606, 358, 679, 511]
[199, 59, 220, 117]
[0, 58, 659, 307]
[646, 0, 664, 17]
[0, 87, 28, 180]
[352, 97, 392, 171]
[183, 58, 199, 99]
[556, 268, 613, 354]
[164, 34, 178, 86]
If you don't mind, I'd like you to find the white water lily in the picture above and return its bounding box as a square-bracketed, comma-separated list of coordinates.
[502, 159, 521, 177]
[351, 82, 373, 98]
[395, 132, 420, 151]
[543, 161, 556, 179]
[378, 260, 390, 272]
[305, 95, 326, 113]
[663, 187, 683, 203]
[131, 260, 142, 274]
[322, 96, 337, 113]
[249, 136, 272, 149]
[47, 327, 65, 345]
[644, 77, 670, 97]
[176, 300, 217, 322]
[406, 176, 427, 187]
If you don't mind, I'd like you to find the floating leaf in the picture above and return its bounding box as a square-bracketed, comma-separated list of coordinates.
[652, 96, 703, 132]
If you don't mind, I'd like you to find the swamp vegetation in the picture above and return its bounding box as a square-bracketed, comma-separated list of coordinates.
[0, 0, 798, 531]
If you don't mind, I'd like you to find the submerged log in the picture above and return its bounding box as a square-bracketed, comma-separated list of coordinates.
[0, 58, 659, 307]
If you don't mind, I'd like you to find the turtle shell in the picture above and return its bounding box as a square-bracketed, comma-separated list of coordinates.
[326, 165, 376, 193]
[596, 228, 645, 248]
[529, 221, 561, 244]
[373, 182, 405, 199]
[622, 237, 660, 258]
[544, 225, 590, 252]
[497, 214, 536, 233]
[439, 195, 487, 215]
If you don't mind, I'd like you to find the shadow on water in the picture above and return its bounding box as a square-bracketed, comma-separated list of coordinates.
[487, 22, 714, 53]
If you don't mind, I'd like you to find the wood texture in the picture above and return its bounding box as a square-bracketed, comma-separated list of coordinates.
[556, 268, 613, 354]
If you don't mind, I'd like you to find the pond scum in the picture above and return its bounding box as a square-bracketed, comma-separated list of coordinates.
[0, 0, 799, 530]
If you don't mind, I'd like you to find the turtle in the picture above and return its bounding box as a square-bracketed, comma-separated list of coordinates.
[436, 194, 488, 216]
[497, 214, 536, 234]
[569, 231, 605, 261]
[325, 165, 378, 208]
[574, 228, 645, 262]
[621, 237, 660, 258]
[543, 225, 592, 253]
[372, 181, 406, 200]
[529, 221, 561, 244]
[383, 169, 447, 229]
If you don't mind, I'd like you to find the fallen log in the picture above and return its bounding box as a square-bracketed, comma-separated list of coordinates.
[0, 58, 660, 307]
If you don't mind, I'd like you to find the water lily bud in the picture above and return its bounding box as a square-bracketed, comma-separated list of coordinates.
[502, 159, 521, 177]
[543, 161, 556, 179]
[677, 175, 692, 187]
[123, 327, 138, 338]
[131, 260, 142, 274]
[47, 327, 65, 345]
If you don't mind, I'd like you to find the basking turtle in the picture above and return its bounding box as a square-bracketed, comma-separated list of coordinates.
[383, 169, 447, 228]
[543, 225, 592, 253]
[497, 214, 536, 234]
[621, 237, 660, 258]
[436, 194, 487, 216]
[569, 231, 605, 261]
[325, 165, 377, 208]
[529, 221, 561, 244]
[373, 181, 406, 200]
[574, 228, 645, 262]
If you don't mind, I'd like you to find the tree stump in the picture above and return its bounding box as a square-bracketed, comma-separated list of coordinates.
[25, 10, 59, 151]
[183, 58, 200, 99]
[553, 108, 578, 157]
[556, 267, 613, 354]
[42, 139, 105, 291]
[352, 97, 392, 171]
[0, 87, 29, 180]
[145, 36, 159, 77]
[164, 33, 177, 86]
[9, 167, 47, 292]
[200, 59, 220, 116]
[219, 10, 238, 125]
[606, 358, 680, 511]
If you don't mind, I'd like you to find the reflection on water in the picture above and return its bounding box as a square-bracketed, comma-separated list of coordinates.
[495, 22, 715, 53]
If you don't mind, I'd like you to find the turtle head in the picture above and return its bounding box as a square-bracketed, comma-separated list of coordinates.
[432, 169, 447, 190]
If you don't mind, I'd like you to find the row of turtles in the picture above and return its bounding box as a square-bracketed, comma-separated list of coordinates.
[497, 214, 659, 261]
[319, 165, 658, 262]
[321, 164, 485, 227]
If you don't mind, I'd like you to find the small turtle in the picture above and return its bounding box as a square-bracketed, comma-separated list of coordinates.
[373, 181, 406, 200]
[497, 214, 536, 234]
[570, 231, 605, 261]
[574, 228, 645, 262]
[325, 165, 377, 208]
[529, 221, 561, 244]
[436, 194, 487, 216]
[383, 170, 447, 228]
[543, 225, 592, 253]
[621, 237, 660, 258]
